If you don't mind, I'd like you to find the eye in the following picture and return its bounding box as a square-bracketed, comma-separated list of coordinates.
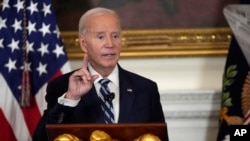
[112, 33, 120, 39]
[97, 35, 104, 40]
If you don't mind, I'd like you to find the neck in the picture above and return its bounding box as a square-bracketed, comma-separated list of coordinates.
[99, 69, 113, 78]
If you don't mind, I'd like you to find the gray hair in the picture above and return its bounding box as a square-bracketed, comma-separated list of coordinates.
[78, 7, 120, 35]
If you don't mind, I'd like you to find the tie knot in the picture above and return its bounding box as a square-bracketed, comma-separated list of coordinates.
[99, 79, 110, 86]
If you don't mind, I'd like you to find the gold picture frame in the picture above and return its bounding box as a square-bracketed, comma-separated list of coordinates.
[62, 27, 232, 59]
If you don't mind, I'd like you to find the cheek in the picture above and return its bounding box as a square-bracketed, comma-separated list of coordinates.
[114, 40, 122, 49]
[87, 45, 102, 60]
[115, 40, 121, 45]
[85, 40, 99, 52]
[88, 47, 100, 56]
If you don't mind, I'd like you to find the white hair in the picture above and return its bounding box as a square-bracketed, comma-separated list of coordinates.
[78, 7, 120, 35]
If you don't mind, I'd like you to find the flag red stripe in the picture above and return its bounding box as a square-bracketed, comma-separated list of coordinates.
[21, 97, 41, 136]
[0, 109, 17, 141]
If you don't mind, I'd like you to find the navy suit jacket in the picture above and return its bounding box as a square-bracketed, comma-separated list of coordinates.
[33, 65, 165, 140]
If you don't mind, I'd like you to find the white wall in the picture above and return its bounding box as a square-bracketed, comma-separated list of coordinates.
[69, 56, 226, 141]
[70, 57, 226, 91]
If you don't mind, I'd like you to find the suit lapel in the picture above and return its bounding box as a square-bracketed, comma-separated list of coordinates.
[84, 87, 104, 123]
[118, 67, 135, 122]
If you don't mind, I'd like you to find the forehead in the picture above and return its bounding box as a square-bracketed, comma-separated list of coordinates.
[87, 14, 121, 32]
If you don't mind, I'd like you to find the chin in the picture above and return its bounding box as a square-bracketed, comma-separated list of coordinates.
[104, 61, 117, 68]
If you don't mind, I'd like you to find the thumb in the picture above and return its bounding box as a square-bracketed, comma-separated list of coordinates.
[91, 74, 99, 82]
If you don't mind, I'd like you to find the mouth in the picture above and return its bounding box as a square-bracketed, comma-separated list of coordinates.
[102, 53, 116, 57]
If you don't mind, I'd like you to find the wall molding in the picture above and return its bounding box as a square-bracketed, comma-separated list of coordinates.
[161, 90, 221, 119]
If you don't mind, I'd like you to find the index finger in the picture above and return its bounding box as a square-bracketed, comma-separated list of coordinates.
[82, 54, 88, 69]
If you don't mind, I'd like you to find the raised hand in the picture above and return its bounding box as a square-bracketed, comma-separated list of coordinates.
[65, 54, 99, 100]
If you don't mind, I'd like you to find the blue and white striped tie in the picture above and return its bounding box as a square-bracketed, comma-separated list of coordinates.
[99, 79, 114, 123]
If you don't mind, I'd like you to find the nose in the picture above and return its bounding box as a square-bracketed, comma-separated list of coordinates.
[105, 36, 113, 47]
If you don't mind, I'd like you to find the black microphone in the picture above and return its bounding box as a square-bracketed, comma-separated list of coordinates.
[104, 92, 115, 101]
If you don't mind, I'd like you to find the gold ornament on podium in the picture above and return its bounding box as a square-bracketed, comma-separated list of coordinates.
[53, 130, 161, 141]
[90, 130, 113, 141]
[134, 133, 161, 141]
[54, 133, 81, 141]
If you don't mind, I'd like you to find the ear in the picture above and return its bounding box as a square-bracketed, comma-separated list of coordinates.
[79, 35, 87, 53]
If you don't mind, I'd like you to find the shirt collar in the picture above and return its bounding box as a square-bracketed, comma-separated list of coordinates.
[88, 64, 119, 87]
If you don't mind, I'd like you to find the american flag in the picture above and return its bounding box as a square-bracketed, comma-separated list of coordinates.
[0, 0, 71, 140]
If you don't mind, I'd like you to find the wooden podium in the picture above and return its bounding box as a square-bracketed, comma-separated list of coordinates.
[46, 123, 169, 141]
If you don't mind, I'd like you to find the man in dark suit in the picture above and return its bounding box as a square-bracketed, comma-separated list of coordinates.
[33, 7, 165, 141]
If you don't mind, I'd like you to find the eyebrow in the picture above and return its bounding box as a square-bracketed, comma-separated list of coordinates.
[92, 31, 121, 35]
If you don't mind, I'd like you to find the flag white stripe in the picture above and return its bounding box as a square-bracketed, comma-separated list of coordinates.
[61, 62, 71, 74]
[0, 74, 32, 141]
[35, 84, 47, 115]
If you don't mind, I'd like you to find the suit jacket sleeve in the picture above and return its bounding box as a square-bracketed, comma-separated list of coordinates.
[151, 82, 165, 122]
[33, 71, 74, 141]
